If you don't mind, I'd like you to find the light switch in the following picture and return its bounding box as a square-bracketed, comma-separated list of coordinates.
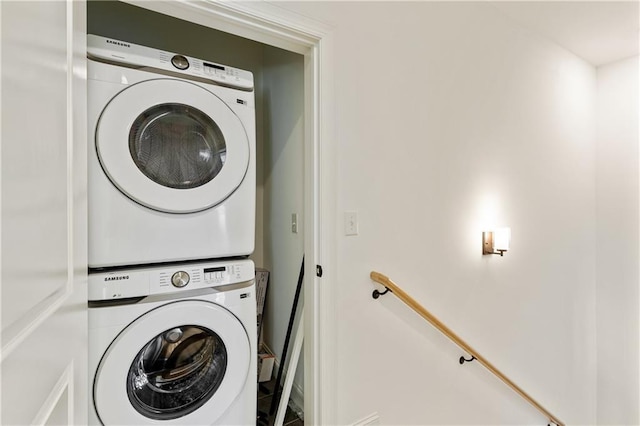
[291, 213, 298, 233]
[344, 211, 358, 236]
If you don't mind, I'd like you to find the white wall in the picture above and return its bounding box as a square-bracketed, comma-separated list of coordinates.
[279, 2, 598, 424]
[596, 55, 639, 425]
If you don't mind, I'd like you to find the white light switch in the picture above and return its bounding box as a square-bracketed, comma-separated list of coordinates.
[291, 213, 298, 233]
[344, 211, 358, 236]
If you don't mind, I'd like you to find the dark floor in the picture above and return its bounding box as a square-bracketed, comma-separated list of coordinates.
[257, 378, 303, 426]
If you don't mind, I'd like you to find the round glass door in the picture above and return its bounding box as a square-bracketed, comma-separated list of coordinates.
[127, 325, 227, 420]
[96, 79, 250, 213]
[94, 300, 251, 425]
[129, 104, 226, 190]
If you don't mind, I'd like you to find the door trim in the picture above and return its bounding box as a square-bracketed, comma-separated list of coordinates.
[121, 1, 337, 423]
[32, 362, 75, 425]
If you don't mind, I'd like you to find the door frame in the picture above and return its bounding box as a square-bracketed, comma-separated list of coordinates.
[121, 1, 337, 423]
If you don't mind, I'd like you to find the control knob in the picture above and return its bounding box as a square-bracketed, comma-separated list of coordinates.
[171, 55, 189, 70]
[171, 271, 190, 288]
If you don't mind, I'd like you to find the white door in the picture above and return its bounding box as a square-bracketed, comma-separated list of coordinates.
[95, 78, 250, 213]
[1, 1, 88, 424]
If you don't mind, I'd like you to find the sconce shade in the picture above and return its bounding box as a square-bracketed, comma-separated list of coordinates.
[493, 227, 511, 251]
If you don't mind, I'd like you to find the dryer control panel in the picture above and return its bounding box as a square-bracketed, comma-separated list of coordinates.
[87, 34, 254, 91]
[88, 259, 255, 301]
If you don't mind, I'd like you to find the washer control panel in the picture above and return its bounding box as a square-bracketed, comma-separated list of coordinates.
[88, 259, 254, 301]
[87, 34, 253, 91]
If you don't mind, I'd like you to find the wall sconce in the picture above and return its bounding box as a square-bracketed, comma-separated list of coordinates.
[483, 227, 511, 256]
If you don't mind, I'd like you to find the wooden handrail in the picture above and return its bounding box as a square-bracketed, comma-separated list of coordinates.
[370, 271, 564, 426]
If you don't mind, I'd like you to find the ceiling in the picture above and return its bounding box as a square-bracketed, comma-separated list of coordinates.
[489, 1, 640, 67]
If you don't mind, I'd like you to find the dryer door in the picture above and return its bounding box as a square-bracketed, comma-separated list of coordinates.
[94, 300, 251, 425]
[96, 79, 250, 213]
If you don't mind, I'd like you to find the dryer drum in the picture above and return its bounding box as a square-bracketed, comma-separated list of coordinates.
[129, 103, 226, 189]
[126, 325, 228, 420]
[129, 103, 227, 190]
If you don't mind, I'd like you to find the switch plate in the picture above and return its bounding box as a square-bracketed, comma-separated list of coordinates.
[291, 213, 298, 233]
[344, 211, 358, 236]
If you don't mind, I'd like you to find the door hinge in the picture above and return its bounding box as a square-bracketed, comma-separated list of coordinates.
[316, 265, 323, 277]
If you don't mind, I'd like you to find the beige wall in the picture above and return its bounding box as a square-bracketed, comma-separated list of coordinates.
[279, 2, 598, 424]
[596, 55, 639, 424]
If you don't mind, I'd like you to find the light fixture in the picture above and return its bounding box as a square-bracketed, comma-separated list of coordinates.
[482, 227, 511, 256]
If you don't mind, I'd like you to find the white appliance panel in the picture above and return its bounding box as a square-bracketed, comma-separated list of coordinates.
[87, 34, 254, 90]
[88, 259, 257, 425]
[87, 35, 256, 267]
[88, 259, 255, 301]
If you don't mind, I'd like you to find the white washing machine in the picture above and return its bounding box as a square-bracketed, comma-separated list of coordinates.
[88, 259, 257, 425]
[88, 35, 255, 268]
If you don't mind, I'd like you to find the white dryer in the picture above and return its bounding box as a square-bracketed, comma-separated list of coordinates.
[88, 35, 255, 268]
[88, 259, 257, 425]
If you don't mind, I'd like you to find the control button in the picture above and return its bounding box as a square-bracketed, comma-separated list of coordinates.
[171, 55, 189, 70]
[171, 271, 190, 288]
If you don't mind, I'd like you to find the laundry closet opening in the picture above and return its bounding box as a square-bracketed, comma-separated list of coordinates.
[88, 0, 306, 419]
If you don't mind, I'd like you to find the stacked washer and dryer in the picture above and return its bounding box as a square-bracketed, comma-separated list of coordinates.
[87, 35, 257, 425]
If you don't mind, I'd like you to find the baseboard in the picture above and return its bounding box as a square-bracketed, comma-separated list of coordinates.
[351, 412, 380, 426]
[263, 344, 304, 417]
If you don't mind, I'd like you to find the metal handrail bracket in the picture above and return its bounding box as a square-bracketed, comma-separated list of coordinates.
[370, 271, 564, 426]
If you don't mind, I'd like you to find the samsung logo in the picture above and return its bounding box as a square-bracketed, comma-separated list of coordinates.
[106, 40, 130, 48]
[104, 275, 129, 282]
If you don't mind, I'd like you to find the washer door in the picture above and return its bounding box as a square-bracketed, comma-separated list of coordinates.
[94, 300, 250, 425]
[96, 79, 250, 213]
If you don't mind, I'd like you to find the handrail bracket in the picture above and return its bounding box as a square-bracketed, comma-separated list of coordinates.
[372, 287, 391, 299]
[459, 355, 476, 365]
